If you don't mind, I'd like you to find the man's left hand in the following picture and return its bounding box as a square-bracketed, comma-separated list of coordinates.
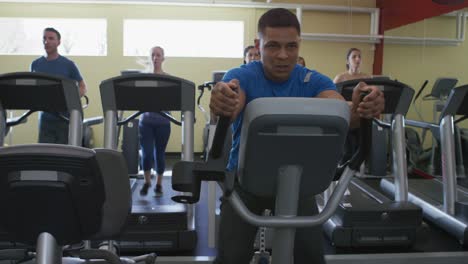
[351, 82, 385, 119]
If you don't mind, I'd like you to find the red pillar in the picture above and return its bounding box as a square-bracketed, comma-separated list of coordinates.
[373, 0, 385, 75]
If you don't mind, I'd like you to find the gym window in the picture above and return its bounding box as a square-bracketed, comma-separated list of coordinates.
[123, 19, 244, 58]
[0, 18, 107, 56]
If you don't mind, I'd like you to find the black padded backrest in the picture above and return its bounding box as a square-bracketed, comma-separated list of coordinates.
[100, 73, 195, 112]
[0, 144, 127, 245]
[238, 98, 350, 197]
[336, 78, 415, 115]
[92, 148, 131, 239]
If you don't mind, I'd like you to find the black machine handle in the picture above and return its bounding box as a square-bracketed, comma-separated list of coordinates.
[351, 92, 373, 170]
[158, 111, 183, 126]
[116, 111, 142, 126]
[372, 118, 391, 129]
[334, 92, 373, 178]
[82, 95, 90, 109]
[455, 115, 468, 124]
[6, 110, 34, 127]
[349, 110, 373, 170]
[172, 115, 231, 204]
[413, 80, 429, 103]
[210, 84, 237, 159]
[210, 116, 230, 159]
[197, 81, 215, 106]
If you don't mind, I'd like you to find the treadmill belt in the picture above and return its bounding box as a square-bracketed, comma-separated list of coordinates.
[409, 178, 468, 204]
[131, 177, 186, 213]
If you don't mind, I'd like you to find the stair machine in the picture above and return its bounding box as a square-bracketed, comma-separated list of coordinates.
[0, 72, 155, 263]
[317, 78, 423, 248]
[382, 84, 468, 245]
[99, 73, 197, 252]
[171, 97, 373, 264]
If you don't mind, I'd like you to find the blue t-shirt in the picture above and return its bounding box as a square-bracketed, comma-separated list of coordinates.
[223, 61, 336, 171]
[31, 55, 83, 121]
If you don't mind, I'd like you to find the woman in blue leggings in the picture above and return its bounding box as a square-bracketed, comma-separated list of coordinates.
[139, 46, 171, 197]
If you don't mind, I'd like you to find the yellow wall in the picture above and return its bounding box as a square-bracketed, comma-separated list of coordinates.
[0, 1, 376, 151]
[382, 14, 468, 146]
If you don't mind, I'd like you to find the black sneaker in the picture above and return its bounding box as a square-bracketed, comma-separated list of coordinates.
[155, 184, 163, 197]
[140, 183, 151, 196]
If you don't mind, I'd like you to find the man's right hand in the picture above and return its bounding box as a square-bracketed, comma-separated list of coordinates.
[209, 79, 241, 120]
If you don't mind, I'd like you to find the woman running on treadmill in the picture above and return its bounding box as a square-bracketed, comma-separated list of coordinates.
[333, 48, 370, 83]
[139, 46, 171, 197]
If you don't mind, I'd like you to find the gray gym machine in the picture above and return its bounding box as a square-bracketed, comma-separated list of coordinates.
[319, 78, 422, 248]
[382, 84, 468, 245]
[172, 97, 371, 263]
[0, 72, 155, 263]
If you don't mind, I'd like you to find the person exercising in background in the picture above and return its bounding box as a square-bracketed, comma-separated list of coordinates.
[31, 27, 87, 144]
[210, 8, 384, 264]
[297, 56, 306, 67]
[333, 47, 371, 83]
[138, 46, 171, 197]
[243, 45, 260, 64]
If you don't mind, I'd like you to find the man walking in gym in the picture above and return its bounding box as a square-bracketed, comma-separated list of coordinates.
[31, 27, 87, 144]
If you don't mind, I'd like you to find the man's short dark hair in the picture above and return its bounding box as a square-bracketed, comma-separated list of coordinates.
[257, 8, 301, 36]
[44, 27, 61, 40]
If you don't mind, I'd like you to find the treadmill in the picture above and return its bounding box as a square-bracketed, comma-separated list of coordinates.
[317, 78, 423, 247]
[381, 84, 468, 245]
[99, 73, 197, 252]
[0, 72, 84, 248]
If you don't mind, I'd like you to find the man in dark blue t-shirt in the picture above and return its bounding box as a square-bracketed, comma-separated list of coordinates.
[31, 27, 87, 144]
[210, 8, 384, 264]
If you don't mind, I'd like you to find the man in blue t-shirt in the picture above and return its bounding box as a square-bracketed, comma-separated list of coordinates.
[210, 8, 384, 264]
[31, 27, 87, 144]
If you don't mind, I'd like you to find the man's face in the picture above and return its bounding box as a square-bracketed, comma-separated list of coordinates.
[347, 50, 362, 70]
[43, 31, 60, 54]
[256, 26, 300, 82]
[245, 47, 260, 64]
[151, 47, 165, 67]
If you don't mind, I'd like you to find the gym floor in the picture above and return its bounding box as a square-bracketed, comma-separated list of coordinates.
[137, 155, 466, 257]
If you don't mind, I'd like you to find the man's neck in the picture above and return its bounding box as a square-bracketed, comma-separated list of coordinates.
[263, 68, 290, 83]
[45, 52, 60, 61]
[154, 67, 164, 74]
